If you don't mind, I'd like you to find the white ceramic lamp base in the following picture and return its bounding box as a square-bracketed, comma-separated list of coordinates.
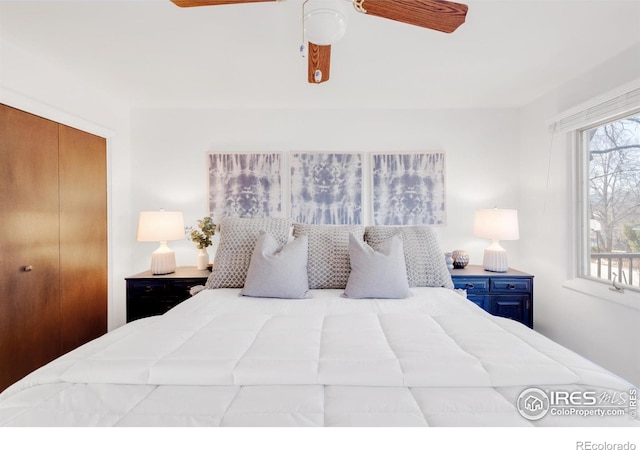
[482, 240, 508, 272]
[150, 242, 177, 275]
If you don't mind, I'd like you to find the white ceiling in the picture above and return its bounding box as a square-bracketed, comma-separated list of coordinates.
[1, 0, 639, 109]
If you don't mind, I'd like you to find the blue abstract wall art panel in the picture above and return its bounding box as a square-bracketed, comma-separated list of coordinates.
[372, 153, 446, 226]
[290, 152, 362, 224]
[208, 153, 282, 222]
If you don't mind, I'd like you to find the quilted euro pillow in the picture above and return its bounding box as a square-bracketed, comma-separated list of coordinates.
[364, 225, 453, 289]
[206, 217, 292, 289]
[293, 223, 365, 289]
[344, 233, 410, 299]
[241, 231, 310, 299]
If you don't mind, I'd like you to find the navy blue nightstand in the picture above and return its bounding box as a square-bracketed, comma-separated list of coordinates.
[450, 265, 534, 328]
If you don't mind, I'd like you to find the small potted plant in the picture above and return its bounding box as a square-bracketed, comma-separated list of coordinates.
[187, 216, 216, 270]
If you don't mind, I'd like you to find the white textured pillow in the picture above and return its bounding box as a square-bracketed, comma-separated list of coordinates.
[292, 223, 365, 289]
[206, 217, 292, 289]
[364, 225, 454, 289]
[240, 231, 310, 299]
[344, 233, 410, 299]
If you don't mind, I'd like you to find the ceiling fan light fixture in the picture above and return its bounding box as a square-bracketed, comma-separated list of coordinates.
[303, 0, 348, 45]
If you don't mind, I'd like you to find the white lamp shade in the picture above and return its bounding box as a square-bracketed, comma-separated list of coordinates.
[137, 211, 185, 242]
[474, 209, 519, 241]
[304, 0, 348, 45]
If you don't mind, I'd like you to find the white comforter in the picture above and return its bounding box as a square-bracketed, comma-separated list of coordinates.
[0, 288, 637, 427]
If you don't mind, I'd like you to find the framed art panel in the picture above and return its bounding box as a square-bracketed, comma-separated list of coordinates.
[208, 153, 282, 222]
[290, 152, 362, 224]
[372, 152, 446, 226]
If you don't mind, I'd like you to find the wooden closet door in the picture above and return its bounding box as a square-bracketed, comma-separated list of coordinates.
[59, 124, 107, 354]
[0, 104, 61, 391]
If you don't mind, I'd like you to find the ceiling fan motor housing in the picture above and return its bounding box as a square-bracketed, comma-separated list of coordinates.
[303, 0, 349, 45]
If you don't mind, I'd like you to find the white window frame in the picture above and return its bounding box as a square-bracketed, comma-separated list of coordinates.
[575, 110, 640, 290]
[552, 81, 640, 308]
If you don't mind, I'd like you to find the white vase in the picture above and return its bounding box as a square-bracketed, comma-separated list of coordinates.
[444, 252, 454, 270]
[196, 247, 209, 270]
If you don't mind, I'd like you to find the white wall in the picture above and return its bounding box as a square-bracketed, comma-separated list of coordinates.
[518, 43, 640, 387]
[0, 38, 134, 332]
[129, 107, 522, 276]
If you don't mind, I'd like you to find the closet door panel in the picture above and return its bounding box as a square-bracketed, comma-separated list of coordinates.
[0, 104, 61, 390]
[59, 124, 107, 354]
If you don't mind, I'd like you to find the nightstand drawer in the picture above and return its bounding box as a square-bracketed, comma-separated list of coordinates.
[490, 295, 530, 324]
[126, 296, 185, 321]
[452, 277, 490, 294]
[491, 278, 531, 293]
[166, 279, 205, 298]
[128, 281, 168, 299]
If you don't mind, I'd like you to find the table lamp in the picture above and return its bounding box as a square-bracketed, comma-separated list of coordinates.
[474, 208, 519, 272]
[137, 210, 185, 275]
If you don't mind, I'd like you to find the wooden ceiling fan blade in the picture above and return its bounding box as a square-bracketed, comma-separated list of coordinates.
[170, 0, 277, 7]
[358, 0, 468, 33]
[308, 42, 331, 84]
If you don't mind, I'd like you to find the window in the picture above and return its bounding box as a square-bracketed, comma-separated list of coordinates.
[579, 111, 640, 291]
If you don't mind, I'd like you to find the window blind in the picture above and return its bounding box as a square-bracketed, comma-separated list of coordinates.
[550, 85, 640, 133]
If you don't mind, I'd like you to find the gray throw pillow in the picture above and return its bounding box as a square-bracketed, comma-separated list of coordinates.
[364, 225, 453, 289]
[240, 231, 310, 299]
[344, 233, 410, 299]
[292, 223, 365, 289]
[206, 217, 292, 288]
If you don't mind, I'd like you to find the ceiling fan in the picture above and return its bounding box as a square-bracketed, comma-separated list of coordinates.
[169, 0, 468, 84]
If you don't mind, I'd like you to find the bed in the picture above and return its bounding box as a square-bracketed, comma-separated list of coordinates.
[0, 218, 637, 427]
